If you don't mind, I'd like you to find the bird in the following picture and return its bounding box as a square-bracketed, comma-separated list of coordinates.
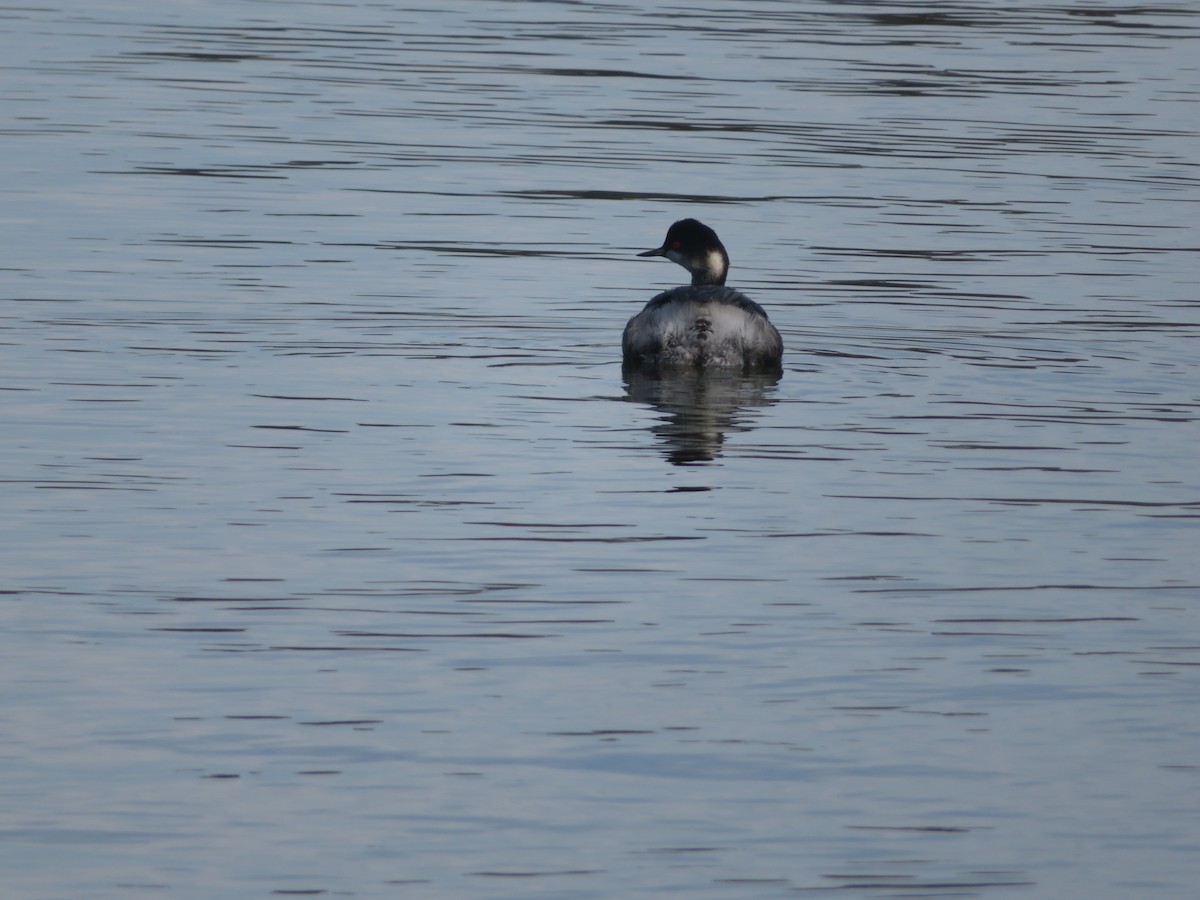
[623, 219, 782, 372]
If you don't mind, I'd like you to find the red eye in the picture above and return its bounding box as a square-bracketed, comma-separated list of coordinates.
[671, 240, 681, 249]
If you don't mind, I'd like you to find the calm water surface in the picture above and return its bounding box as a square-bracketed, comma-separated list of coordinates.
[2, 2, 1199, 897]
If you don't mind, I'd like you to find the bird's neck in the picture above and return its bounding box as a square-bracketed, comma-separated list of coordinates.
[691, 248, 728, 286]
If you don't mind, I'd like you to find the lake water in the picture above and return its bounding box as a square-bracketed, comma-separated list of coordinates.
[2, 2, 1198, 897]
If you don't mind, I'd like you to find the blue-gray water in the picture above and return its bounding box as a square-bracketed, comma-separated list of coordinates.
[2, 2, 1198, 898]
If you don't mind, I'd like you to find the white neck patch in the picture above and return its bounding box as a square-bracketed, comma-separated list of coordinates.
[707, 249, 726, 281]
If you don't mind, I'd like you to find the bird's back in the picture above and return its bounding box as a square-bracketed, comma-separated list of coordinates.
[622, 285, 783, 372]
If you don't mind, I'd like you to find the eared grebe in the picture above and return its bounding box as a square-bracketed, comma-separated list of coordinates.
[623, 219, 783, 372]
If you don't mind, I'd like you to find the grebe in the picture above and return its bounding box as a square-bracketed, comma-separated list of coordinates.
[622, 219, 783, 372]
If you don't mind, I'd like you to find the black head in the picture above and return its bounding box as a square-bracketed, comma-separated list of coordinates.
[638, 218, 730, 286]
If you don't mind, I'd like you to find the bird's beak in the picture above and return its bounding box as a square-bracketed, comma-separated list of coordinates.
[637, 245, 666, 257]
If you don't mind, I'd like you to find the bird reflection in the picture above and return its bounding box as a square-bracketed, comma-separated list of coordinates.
[622, 367, 781, 465]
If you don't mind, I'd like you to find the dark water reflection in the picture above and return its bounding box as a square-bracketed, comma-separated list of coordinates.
[2, 1, 1199, 898]
[624, 369, 781, 465]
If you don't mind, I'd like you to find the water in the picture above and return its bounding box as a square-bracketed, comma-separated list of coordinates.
[2, 2, 1198, 897]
